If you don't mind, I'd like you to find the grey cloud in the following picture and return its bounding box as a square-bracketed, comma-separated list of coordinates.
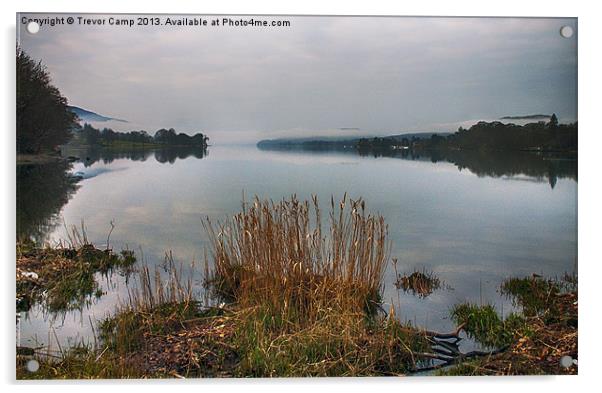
[19, 15, 577, 143]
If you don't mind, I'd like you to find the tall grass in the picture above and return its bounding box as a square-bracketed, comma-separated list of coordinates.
[69, 195, 428, 377]
[99, 253, 200, 355]
[128, 254, 194, 311]
[203, 194, 390, 326]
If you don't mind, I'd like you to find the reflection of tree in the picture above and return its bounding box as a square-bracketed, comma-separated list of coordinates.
[365, 148, 576, 189]
[154, 146, 208, 164]
[75, 146, 154, 167]
[376, 149, 577, 189]
[259, 144, 577, 189]
[437, 149, 577, 189]
[17, 161, 79, 242]
[17, 145, 209, 241]
[62, 145, 208, 167]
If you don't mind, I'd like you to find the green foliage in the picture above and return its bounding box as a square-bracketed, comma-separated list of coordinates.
[226, 306, 428, 377]
[451, 303, 525, 348]
[446, 120, 577, 151]
[17, 49, 77, 154]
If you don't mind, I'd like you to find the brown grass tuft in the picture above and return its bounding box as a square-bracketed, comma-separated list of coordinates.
[203, 194, 390, 325]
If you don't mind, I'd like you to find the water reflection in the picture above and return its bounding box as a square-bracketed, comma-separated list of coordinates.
[61, 145, 208, 167]
[17, 146, 209, 241]
[16, 145, 577, 350]
[258, 144, 577, 189]
[16, 160, 80, 242]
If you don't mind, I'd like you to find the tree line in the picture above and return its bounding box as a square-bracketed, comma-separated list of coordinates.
[77, 124, 209, 147]
[358, 115, 577, 153]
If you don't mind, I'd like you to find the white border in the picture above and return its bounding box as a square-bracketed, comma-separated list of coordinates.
[2, 1, 600, 392]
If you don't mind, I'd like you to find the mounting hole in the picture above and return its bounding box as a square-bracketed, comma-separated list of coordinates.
[26, 359, 40, 372]
[560, 25, 574, 38]
[560, 355, 573, 368]
[26, 21, 40, 34]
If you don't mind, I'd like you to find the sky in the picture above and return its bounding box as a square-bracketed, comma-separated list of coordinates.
[18, 15, 577, 144]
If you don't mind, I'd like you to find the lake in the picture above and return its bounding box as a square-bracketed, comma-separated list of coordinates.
[16, 144, 577, 351]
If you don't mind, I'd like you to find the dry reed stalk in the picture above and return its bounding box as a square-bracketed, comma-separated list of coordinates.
[126, 253, 194, 312]
[203, 194, 390, 326]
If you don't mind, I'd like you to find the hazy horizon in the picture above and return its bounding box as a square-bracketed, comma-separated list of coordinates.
[18, 14, 577, 144]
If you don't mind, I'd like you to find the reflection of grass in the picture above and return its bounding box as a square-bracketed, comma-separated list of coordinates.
[395, 269, 441, 298]
[16, 239, 136, 313]
[501, 275, 577, 323]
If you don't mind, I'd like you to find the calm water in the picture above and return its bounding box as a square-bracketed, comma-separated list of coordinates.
[16, 145, 577, 350]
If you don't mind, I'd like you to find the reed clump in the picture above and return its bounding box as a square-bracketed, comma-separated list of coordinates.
[395, 269, 442, 298]
[204, 194, 388, 324]
[91, 195, 429, 377]
[198, 195, 429, 376]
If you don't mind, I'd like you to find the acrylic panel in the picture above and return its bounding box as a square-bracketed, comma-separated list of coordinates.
[16, 14, 577, 378]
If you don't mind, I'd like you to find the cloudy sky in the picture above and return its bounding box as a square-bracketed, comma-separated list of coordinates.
[18, 15, 577, 143]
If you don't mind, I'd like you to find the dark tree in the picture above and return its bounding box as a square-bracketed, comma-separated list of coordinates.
[549, 113, 559, 129]
[16, 49, 77, 154]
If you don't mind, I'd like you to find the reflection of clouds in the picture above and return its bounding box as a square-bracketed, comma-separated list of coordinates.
[19, 272, 132, 350]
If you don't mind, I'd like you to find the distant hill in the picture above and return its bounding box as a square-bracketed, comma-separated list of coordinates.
[500, 114, 551, 121]
[68, 106, 127, 123]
